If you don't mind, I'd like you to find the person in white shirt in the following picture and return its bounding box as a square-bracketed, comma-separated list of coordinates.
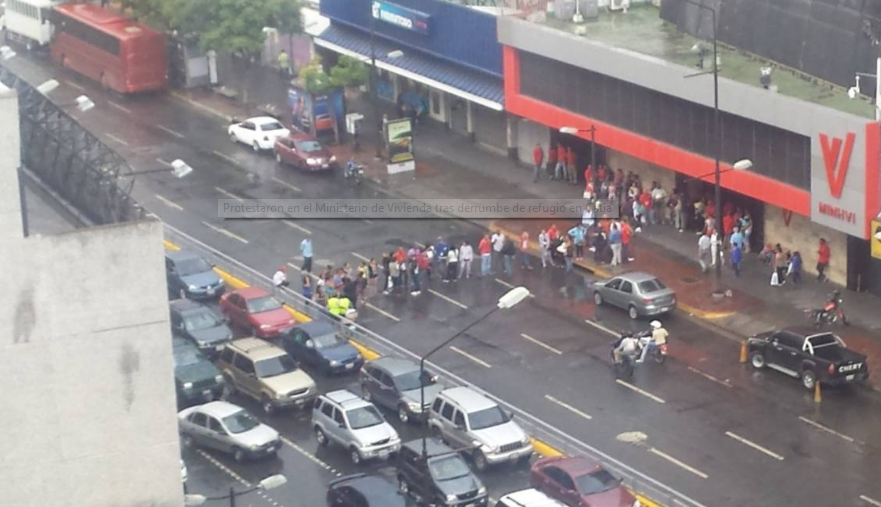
[491, 232, 506, 273]
[458, 241, 474, 279]
[613, 334, 640, 364]
[273, 265, 289, 288]
[538, 229, 551, 268]
[698, 232, 712, 272]
[444, 245, 459, 282]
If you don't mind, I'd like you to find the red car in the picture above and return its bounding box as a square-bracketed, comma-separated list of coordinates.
[531, 456, 637, 507]
[219, 287, 296, 339]
[273, 132, 337, 172]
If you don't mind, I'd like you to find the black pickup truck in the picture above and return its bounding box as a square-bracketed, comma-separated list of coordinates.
[747, 327, 869, 390]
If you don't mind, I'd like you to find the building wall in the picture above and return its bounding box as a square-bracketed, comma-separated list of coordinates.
[0, 91, 22, 244]
[473, 106, 507, 154]
[516, 118, 550, 164]
[764, 202, 847, 286]
[606, 150, 676, 194]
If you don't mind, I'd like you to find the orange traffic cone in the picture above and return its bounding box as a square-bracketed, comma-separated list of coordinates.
[813, 381, 822, 403]
[739, 339, 748, 363]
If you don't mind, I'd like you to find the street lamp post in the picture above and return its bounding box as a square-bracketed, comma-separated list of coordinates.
[369, 14, 383, 160]
[184, 474, 287, 507]
[559, 126, 598, 194]
[419, 286, 530, 459]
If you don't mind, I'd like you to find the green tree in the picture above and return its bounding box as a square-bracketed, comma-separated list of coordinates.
[299, 56, 335, 95]
[329, 55, 369, 89]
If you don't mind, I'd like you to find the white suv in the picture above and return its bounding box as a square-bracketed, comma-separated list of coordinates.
[312, 390, 401, 465]
[429, 387, 533, 470]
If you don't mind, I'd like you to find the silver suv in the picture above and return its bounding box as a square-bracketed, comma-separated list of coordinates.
[312, 390, 401, 465]
[429, 387, 533, 471]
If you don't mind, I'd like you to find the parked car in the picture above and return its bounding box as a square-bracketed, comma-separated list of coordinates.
[178, 400, 280, 462]
[216, 338, 317, 414]
[274, 131, 337, 171]
[219, 287, 296, 339]
[172, 337, 225, 406]
[312, 390, 401, 465]
[494, 489, 567, 507]
[282, 321, 363, 375]
[360, 356, 443, 424]
[228, 116, 290, 152]
[396, 438, 488, 507]
[592, 271, 676, 320]
[747, 327, 869, 390]
[530, 456, 636, 507]
[165, 250, 224, 300]
[170, 299, 232, 356]
[428, 386, 533, 471]
[327, 473, 413, 507]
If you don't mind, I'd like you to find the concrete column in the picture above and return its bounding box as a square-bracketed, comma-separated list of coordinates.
[466, 101, 475, 143]
[506, 113, 518, 160]
[445, 92, 453, 131]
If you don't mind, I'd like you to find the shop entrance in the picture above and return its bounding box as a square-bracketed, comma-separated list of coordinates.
[675, 174, 765, 252]
[553, 131, 606, 184]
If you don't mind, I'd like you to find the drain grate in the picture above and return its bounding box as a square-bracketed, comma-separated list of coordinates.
[680, 276, 701, 285]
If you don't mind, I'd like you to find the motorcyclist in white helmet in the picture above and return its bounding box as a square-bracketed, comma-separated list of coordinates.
[637, 320, 668, 363]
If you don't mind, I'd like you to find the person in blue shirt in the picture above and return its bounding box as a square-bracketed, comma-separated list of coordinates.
[730, 242, 743, 277]
[789, 251, 802, 284]
[608, 224, 623, 266]
[300, 238, 313, 273]
[568, 224, 587, 260]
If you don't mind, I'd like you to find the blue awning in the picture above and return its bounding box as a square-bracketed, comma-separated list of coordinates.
[315, 24, 504, 111]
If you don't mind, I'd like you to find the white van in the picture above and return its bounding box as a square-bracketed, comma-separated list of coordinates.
[3, 0, 61, 50]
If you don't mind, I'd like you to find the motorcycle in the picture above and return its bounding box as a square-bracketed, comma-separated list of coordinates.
[611, 330, 666, 379]
[808, 292, 848, 327]
[344, 160, 365, 184]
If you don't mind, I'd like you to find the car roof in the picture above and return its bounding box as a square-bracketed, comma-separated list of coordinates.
[172, 336, 197, 351]
[781, 327, 835, 339]
[196, 400, 245, 419]
[169, 299, 206, 313]
[439, 386, 496, 411]
[287, 131, 320, 142]
[499, 489, 568, 507]
[166, 250, 202, 262]
[234, 287, 270, 299]
[249, 116, 284, 125]
[402, 437, 454, 456]
[547, 456, 602, 475]
[331, 475, 406, 505]
[228, 338, 285, 360]
[324, 389, 370, 409]
[298, 320, 337, 335]
[612, 271, 658, 283]
[371, 356, 419, 376]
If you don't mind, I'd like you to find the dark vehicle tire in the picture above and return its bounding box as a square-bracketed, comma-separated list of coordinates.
[350, 447, 362, 465]
[222, 376, 237, 398]
[261, 395, 275, 415]
[517, 453, 532, 466]
[181, 434, 195, 448]
[397, 404, 410, 424]
[276, 153, 283, 164]
[230, 132, 237, 144]
[252, 141, 260, 152]
[653, 347, 666, 364]
[397, 475, 410, 495]
[749, 351, 765, 369]
[473, 450, 488, 471]
[361, 384, 372, 402]
[233, 447, 246, 462]
[179, 288, 187, 300]
[841, 315, 850, 327]
[314, 427, 328, 447]
[594, 292, 604, 306]
[628, 305, 639, 320]
[801, 369, 817, 391]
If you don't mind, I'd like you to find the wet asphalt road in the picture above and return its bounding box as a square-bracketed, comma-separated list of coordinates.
[8, 52, 881, 507]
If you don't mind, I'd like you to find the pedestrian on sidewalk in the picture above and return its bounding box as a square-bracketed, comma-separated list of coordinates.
[584, 164, 593, 192]
[344, 275, 358, 309]
[423, 243, 435, 281]
[789, 251, 803, 284]
[368, 258, 379, 297]
[711, 228, 723, 266]
[548, 223, 559, 242]
[277, 50, 291, 77]
[300, 238, 313, 273]
[478, 234, 492, 277]
[673, 192, 686, 232]
[532, 143, 544, 183]
[621, 218, 634, 262]
[381, 252, 391, 295]
[539, 229, 551, 268]
[651, 182, 667, 225]
[729, 226, 744, 252]
[774, 244, 787, 286]
[741, 212, 753, 252]
[501, 237, 516, 277]
[562, 236, 575, 272]
[568, 147, 578, 185]
[609, 224, 623, 267]
[492, 231, 506, 273]
[519, 231, 533, 270]
[817, 238, 830, 282]
[568, 224, 586, 260]
[722, 212, 735, 244]
[730, 242, 743, 277]
[546, 144, 558, 179]
[389, 261, 401, 296]
[436, 236, 449, 274]
[698, 231, 712, 273]
[459, 241, 473, 278]
[302, 272, 313, 300]
[410, 255, 422, 295]
[593, 228, 610, 264]
[555, 146, 568, 182]
[445, 244, 459, 282]
[273, 265, 289, 289]
[639, 188, 653, 226]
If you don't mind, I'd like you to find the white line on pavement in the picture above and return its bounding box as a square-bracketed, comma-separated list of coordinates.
[155, 194, 183, 211]
[105, 133, 129, 146]
[201, 221, 249, 244]
[725, 431, 785, 461]
[584, 318, 617, 336]
[648, 448, 709, 479]
[798, 416, 855, 443]
[156, 158, 172, 167]
[272, 176, 302, 193]
[352, 252, 371, 262]
[861, 495, 881, 507]
[280, 436, 333, 470]
[157, 124, 185, 139]
[450, 346, 491, 368]
[215, 186, 244, 202]
[544, 394, 592, 420]
[363, 219, 375, 224]
[64, 79, 85, 91]
[212, 150, 241, 166]
[495, 278, 536, 297]
[365, 302, 401, 322]
[428, 289, 468, 309]
[107, 101, 132, 114]
[522, 333, 563, 355]
[615, 379, 666, 404]
[283, 220, 312, 235]
[196, 449, 251, 486]
[170, 91, 232, 121]
[687, 366, 732, 388]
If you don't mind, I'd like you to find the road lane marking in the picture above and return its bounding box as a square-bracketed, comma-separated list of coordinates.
[725, 431, 784, 461]
[283, 220, 312, 235]
[861, 495, 881, 507]
[449, 346, 491, 368]
[544, 394, 592, 420]
[428, 289, 468, 309]
[798, 416, 855, 443]
[105, 133, 129, 146]
[154, 194, 183, 211]
[365, 302, 401, 322]
[157, 124, 185, 139]
[648, 448, 709, 479]
[363, 219, 375, 224]
[687, 367, 732, 388]
[495, 278, 536, 297]
[107, 101, 132, 114]
[212, 150, 241, 166]
[201, 221, 249, 244]
[64, 79, 85, 91]
[272, 176, 301, 192]
[215, 186, 244, 202]
[280, 435, 333, 470]
[615, 379, 666, 404]
[196, 449, 251, 486]
[522, 333, 563, 355]
[584, 318, 617, 336]
[156, 158, 172, 167]
[352, 252, 371, 262]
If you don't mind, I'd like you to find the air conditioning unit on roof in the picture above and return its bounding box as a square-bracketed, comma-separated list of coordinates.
[609, 0, 630, 12]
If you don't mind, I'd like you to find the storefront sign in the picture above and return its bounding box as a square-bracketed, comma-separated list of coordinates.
[872, 219, 881, 260]
[386, 117, 415, 173]
[811, 129, 870, 238]
[372, 1, 430, 35]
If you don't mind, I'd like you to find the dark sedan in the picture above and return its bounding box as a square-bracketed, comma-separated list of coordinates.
[165, 250, 225, 300]
[281, 321, 363, 375]
[172, 337, 225, 407]
[170, 299, 232, 356]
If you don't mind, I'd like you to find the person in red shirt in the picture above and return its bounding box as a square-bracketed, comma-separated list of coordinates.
[583, 164, 593, 189]
[478, 234, 492, 277]
[532, 143, 544, 183]
[393, 246, 406, 264]
[548, 223, 559, 242]
[621, 218, 634, 262]
[546, 145, 558, 179]
[722, 212, 735, 241]
[639, 190, 653, 211]
[567, 148, 578, 185]
[597, 164, 607, 184]
[817, 238, 830, 282]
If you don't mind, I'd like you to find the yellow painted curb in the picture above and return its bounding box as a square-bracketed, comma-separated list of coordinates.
[635, 493, 664, 507]
[677, 302, 735, 320]
[213, 267, 249, 290]
[283, 304, 313, 324]
[530, 437, 564, 457]
[163, 239, 181, 252]
[349, 339, 382, 361]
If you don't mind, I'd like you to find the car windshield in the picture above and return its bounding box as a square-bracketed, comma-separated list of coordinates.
[255, 355, 298, 378]
[638, 279, 667, 293]
[346, 406, 384, 430]
[260, 121, 285, 131]
[176, 257, 212, 276]
[295, 140, 323, 153]
[184, 311, 221, 331]
[174, 348, 203, 367]
[247, 296, 282, 313]
[312, 333, 345, 349]
[810, 333, 839, 348]
[393, 370, 434, 391]
[429, 455, 472, 481]
[574, 469, 621, 495]
[468, 406, 508, 430]
[222, 409, 261, 434]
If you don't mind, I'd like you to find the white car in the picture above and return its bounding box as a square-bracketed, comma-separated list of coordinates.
[228, 116, 290, 152]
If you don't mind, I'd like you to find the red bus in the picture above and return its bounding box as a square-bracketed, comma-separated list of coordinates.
[49, 2, 167, 94]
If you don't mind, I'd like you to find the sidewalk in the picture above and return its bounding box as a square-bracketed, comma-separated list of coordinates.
[175, 63, 881, 343]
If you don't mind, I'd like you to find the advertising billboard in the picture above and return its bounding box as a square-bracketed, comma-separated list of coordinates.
[386, 117, 415, 174]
